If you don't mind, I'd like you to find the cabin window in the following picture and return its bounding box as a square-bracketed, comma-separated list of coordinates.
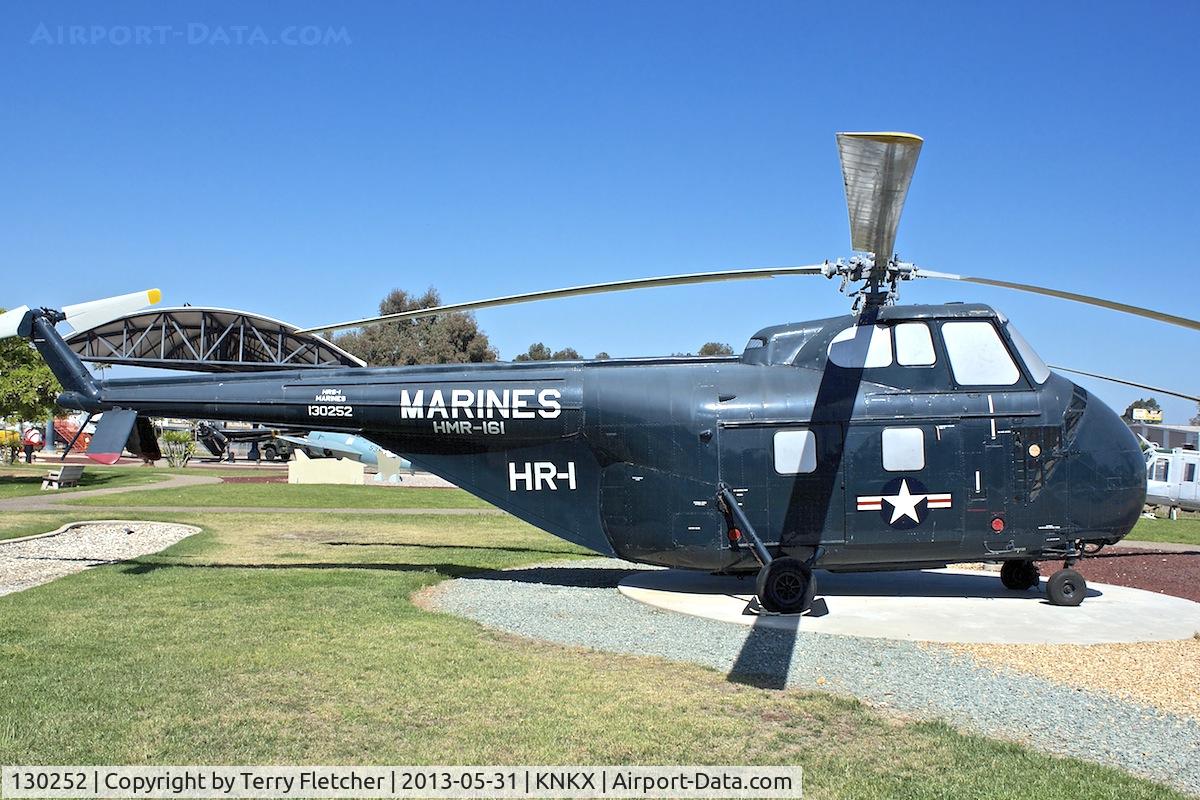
[1151, 459, 1170, 482]
[1005, 322, 1051, 383]
[882, 427, 925, 471]
[1185, 463, 1196, 483]
[828, 325, 893, 368]
[894, 322, 936, 366]
[941, 321, 1021, 386]
[774, 430, 817, 474]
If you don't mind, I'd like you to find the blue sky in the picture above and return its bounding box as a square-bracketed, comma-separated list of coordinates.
[2, 1, 1197, 421]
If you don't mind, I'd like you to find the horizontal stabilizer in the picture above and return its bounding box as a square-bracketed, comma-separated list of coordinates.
[86, 409, 138, 465]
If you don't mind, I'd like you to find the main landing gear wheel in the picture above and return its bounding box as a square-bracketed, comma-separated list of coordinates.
[1000, 559, 1040, 591]
[1046, 568, 1087, 606]
[756, 557, 815, 614]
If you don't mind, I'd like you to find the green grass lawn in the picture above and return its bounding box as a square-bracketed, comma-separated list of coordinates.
[0, 466, 171, 500]
[64, 482, 491, 509]
[1127, 516, 1200, 546]
[0, 508, 1184, 798]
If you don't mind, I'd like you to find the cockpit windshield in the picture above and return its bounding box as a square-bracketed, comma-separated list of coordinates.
[1004, 322, 1051, 384]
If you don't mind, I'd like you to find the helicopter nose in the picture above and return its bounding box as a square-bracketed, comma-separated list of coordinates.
[1065, 385, 1147, 542]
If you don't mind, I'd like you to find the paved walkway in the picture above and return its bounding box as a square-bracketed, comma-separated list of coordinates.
[0, 473, 219, 512]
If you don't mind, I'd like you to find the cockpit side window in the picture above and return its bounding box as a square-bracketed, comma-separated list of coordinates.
[941, 321, 1021, 386]
[828, 325, 893, 368]
[1004, 322, 1051, 384]
[894, 322, 936, 366]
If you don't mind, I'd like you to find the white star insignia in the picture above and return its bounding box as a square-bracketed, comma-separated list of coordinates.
[884, 479, 926, 524]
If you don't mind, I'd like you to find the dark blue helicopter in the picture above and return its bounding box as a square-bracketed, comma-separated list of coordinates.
[4, 133, 1196, 613]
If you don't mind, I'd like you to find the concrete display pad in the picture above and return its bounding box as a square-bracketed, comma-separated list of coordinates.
[617, 567, 1200, 644]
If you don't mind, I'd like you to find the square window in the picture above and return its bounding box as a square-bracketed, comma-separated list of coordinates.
[774, 430, 817, 474]
[882, 427, 925, 471]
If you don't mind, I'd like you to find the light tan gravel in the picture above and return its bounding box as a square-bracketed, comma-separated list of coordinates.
[0, 521, 200, 596]
[945, 638, 1200, 719]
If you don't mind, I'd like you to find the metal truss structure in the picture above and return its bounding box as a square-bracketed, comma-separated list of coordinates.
[63, 307, 366, 372]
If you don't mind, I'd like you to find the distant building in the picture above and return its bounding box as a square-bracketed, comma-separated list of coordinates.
[1128, 422, 1199, 450]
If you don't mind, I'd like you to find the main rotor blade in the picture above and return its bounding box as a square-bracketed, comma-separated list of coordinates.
[914, 270, 1200, 332]
[1049, 365, 1198, 403]
[297, 264, 826, 334]
[836, 132, 923, 270]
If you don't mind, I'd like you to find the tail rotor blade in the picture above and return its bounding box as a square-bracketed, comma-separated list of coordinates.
[0, 305, 32, 339]
[62, 288, 162, 333]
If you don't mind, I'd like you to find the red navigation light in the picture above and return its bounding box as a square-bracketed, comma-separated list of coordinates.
[728, 528, 742, 543]
[991, 517, 1006, 533]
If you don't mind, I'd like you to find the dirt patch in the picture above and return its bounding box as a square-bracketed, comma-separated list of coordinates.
[219, 475, 288, 484]
[949, 638, 1200, 719]
[1074, 548, 1200, 603]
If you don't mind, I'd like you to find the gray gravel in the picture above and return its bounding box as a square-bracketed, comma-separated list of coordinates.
[433, 558, 1200, 796]
[0, 521, 200, 596]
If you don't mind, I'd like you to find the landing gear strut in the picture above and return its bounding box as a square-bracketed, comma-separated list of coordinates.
[717, 484, 816, 614]
[999, 559, 1040, 591]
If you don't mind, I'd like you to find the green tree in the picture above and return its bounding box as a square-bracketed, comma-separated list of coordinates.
[1122, 397, 1161, 422]
[514, 343, 581, 362]
[514, 342, 552, 362]
[0, 308, 61, 423]
[333, 289, 497, 366]
[594, 352, 611, 360]
[1190, 402, 1200, 426]
[698, 342, 734, 356]
[160, 429, 196, 468]
[673, 342, 737, 357]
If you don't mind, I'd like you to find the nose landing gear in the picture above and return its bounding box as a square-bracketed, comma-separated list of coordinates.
[1045, 567, 1087, 606]
[1000, 553, 1088, 606]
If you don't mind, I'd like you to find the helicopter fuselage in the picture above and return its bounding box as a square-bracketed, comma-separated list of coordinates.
[53, 302, 1146, 573]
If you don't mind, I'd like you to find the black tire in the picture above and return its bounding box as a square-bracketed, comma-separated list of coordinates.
[755, 557, 815, 614]
[1000, 559, 1039, 591]
[262, 445, 277, 462]
[1046, 568, 1087, 606]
